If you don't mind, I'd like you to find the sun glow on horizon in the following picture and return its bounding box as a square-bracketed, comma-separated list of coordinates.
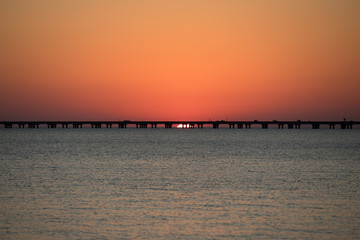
[177, 124, 190, 128]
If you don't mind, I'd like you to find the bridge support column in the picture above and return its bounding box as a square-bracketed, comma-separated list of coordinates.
[62, 124, 68, 128]
[138, 123, 147, 128]
[312, 124, 320, 129]
[295, 124, 301, 129]
[245, 124, 251, 129]
[165, 123, 172, 128]
[288, 123, 294, 129]
[198, 124, 203, 128]
[261, 124, 268, 129]
[48, 123, 57, 128]
[342, 124, 353, 129]
[329, 124, 335, 129]
[237, 123, 243, 129]
[213, 123, 219, 129]
[278, 124, 284, 129]
[106, 124, 112, 128]
[5, 123, 12, 128]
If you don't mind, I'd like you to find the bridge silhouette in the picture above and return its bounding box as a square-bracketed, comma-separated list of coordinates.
[0, 120, 358, 129]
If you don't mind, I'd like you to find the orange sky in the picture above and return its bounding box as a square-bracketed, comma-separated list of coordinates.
[1, 0, 359, 121]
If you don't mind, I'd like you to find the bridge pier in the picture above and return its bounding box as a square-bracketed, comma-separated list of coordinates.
[73, 123, 82, 128]
[151, 124, 157, 128]
[18, 124, 25, 128]
[261, 123, 268, 129]
[295, 124, 301, 129]
[341, 123, 352, 129]
[197, 124, 203, 128]
[312, 124, 320, 129]
[245, 124, 251, 129]
[136, 123, 147, 128]
[106, 124, 112, 128]
[229, 124, 235, 128]
[288, 123, 294, 129]
[28, 123, 39, 128]
[48, 123, 57, 128]
[91, 123, 102, 128]
[329, 124, 335, 129]
[62, 124, 68, 128]
[278, 124, 284, 129]
[118, 123, 127, 128]
[5, 123, 12, 128]
[213, 123, 219, 129]
[237, 123, 243, 129]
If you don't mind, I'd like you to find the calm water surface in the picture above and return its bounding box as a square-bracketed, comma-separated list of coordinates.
[0, 128, 360, 239]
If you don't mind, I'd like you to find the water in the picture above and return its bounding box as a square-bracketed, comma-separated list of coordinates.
[0, 128, 359, 239]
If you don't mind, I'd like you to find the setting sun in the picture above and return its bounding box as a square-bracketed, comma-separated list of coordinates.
[177, 124, 190, 128]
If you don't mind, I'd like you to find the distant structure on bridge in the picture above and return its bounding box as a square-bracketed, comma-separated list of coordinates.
[0, 120, 358, 129]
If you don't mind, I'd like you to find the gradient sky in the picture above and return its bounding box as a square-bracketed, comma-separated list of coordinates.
[1, 0, 359, 121]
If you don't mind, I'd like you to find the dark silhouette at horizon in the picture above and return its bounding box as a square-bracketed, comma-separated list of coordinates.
[1, 120, 358, 129]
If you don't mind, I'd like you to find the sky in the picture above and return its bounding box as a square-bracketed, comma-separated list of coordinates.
[1, 0, 359, 121]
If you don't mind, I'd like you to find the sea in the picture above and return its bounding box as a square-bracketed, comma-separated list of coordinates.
[0, 127, 359, 239]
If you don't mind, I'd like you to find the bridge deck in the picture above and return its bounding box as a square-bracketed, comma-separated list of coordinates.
[1, 120, 358, 129]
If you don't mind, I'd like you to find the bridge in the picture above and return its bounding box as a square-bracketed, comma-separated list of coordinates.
[0, 120, 358, 129]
